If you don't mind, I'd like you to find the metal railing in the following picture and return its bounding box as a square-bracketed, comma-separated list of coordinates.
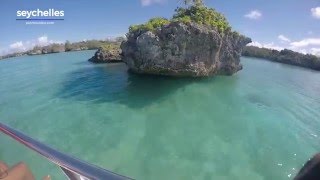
[0, 122, 133, 180]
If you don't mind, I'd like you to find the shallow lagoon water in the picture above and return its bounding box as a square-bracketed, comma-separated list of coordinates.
[0, 50, 320, 179]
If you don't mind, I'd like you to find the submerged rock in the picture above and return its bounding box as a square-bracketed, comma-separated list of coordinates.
[88, 47, 122, 63]
[121, 22, 251, 77]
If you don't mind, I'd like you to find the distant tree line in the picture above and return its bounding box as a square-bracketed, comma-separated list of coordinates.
[242, 46, 320, 71]
[0, 37, 126, 60]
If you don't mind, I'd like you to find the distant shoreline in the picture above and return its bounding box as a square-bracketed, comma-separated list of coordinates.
[242, 46, 320, 71]
[2, 43, 320, 72]
[0, 49, 92, 61]
[0, 38, 124, 61]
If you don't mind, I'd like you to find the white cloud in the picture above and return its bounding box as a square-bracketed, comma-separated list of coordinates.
[289, 38, 320, 55]
[311, 7, 320, 19]
[310, 48, 320, 56]
[140, 0, 166, 6]
[38, 36, 48, 45]
[278, 35, 291, 43]
[0, 35, 61, 56]
[290, 38, 320, 48]
[244, 10, 262, 20]
[247, 41, 284, 51]
[9, 41, 25, 51]
[248, 37, 320, 56]
[247, 41, 262, 47]
[36, 35, 61, 46]
[0, 41, 27, 55]
[298, 49, 308, 55]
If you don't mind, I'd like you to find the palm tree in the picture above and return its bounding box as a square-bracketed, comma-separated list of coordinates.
[183, 0, 204, 6]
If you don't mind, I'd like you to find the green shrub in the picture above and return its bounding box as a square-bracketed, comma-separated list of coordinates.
[100, 43, 120, 51]
[172, 6, 231, 33]
[129, 17, 170, 33]
[128, 3, 231, 35]
[172, 15, 192, 24]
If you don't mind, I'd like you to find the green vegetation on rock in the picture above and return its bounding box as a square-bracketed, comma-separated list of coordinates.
[88, 41, 122, 63]
[99, 43, 120, 51]
[128, 0, 231, 34]
[121, 0, 251, 77]
[173, 6, 231, 33]
[129, 17, 170, 33]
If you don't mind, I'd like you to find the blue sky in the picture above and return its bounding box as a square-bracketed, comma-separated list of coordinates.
[0, 0, 319, 56]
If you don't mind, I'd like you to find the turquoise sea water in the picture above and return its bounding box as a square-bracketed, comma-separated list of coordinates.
[0, 50, 320, 179]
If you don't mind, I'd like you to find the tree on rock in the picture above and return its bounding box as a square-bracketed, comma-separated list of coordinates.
[184, 0, 203, 6]
[65, 40, 72, 51]
[121, 0, 251, 77]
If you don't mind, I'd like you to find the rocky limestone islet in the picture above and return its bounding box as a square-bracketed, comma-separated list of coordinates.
[121, 22, 251, 77]
[88, 47, 122, 63]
